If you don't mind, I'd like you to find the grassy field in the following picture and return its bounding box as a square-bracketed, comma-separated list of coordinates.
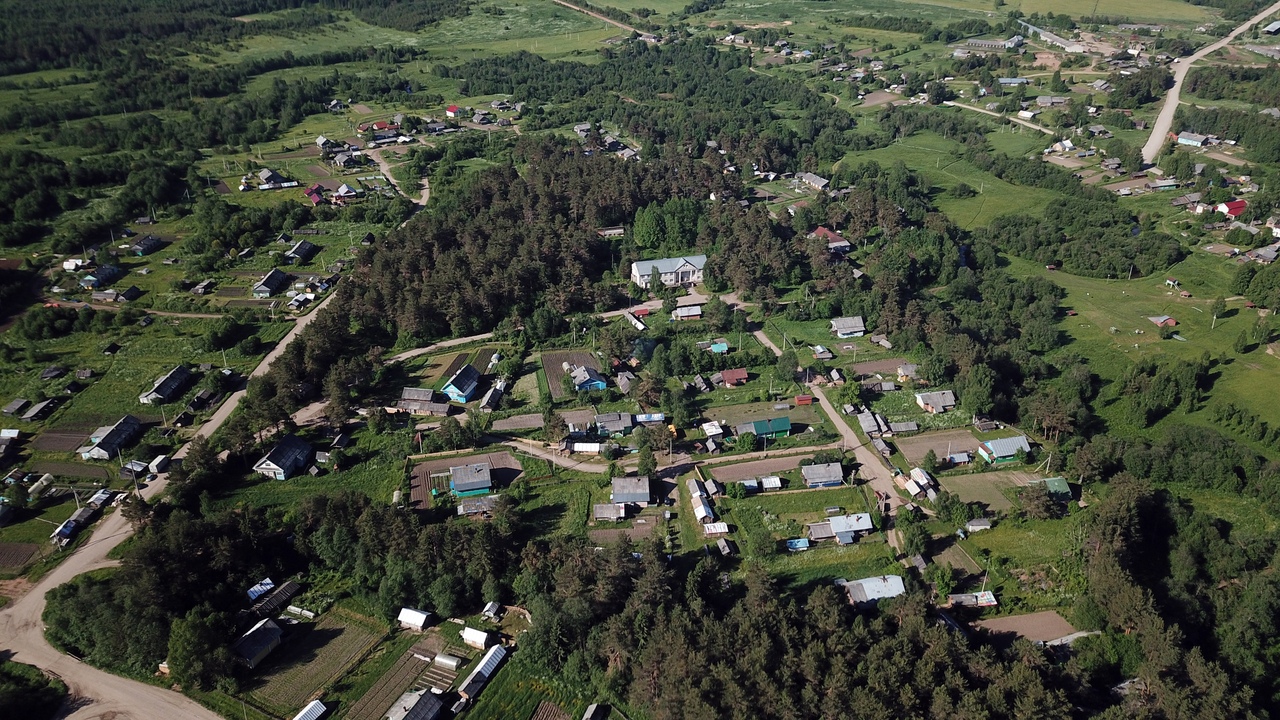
[957, 512, 1087, 613]
[869, 390, 970, 430]
[839, 131, 1059, 230]
[465, 656, 591, 720]
[1005, 254, 1280, 431]
[219, 428, 410, 509]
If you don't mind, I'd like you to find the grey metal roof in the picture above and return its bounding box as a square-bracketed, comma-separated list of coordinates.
[982, 435, 1031, 458]
[829, 513, 873, 533]
[141, 365, 191, 403]
[630, 255, 707, 276]
[444, 364, 480, 396]
[830, 316, 865, 333]
[258, 435, 312, 474]
[802, 462, 843, 485]
[843, 575, 906, 604]
[612, 476, 651, 504]
[450, 463, 493, 492]
[915, 390, 956, 408]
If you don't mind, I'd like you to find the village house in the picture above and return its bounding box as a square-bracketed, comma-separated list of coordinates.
[254, 435, 313, 480]
[797, 172, 829, 191]
[808, 513, 874, 544]
[720, 368, 749, 387]
[233, 618, 283, 669]
[1177, 131, 1207, 147]
[830, 316, 866, 338]
[611, 476, 652, 506]
[138, 364, 192, 404]
[80, 415, 142, 461]
[450, 463, 493, 497]
[801, 462, 845, 488]
[978, 435, 1032, 463]
[630, 255, 708, 288]
[79, 265, 122, 289]
[479, 379, 506, 412]
[810, 226, 851, 253]
[915, 390, 957, 414]
[252, 268, 290, 298]
[595, 412, 634, 436]
[568, 363, 607, 391]
[442, 364, 481, 402]
[735, 417, 792, 439]
[669, 304, 702, 321]
[130, 234, 164, 256]
[284, 239, 319, 264]
[396, 387, 451, 416]
[841, 575, 906, 607]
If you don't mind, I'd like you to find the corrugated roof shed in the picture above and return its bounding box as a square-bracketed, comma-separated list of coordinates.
[291, 700, 327, 720]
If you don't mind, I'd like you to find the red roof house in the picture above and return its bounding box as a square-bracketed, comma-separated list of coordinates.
[721, 368, 749, 386]
[1218, 200, 1248, 218]
[446, 105, 460, 118]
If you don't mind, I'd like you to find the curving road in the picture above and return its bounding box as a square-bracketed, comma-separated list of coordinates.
[1142, 0, 1280, 163]
[0, 293, 341, 720]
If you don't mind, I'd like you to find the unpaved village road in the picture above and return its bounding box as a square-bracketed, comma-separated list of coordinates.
[0, 293, 342, 720]
[1141, 0, 1280, 163]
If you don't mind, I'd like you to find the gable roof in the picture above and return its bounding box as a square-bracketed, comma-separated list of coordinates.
[843, 575, 905, 604]
[830, 316, 866, 333]
[720, 368, 749, 384]
[630, 255, 708, 276]
[450, 463, 492, 493]
[612, 476, 651, 504]
[255, 268, 290, 293]
[257, 435, 312, 473]
[444, 364, 480, 396]
[736, 417, 791, 436]
[801, 462, 844, 485]
[982, 435, 1031, 458]
[830, 513, 874, 533]
[595, 412, 633, 434]
[140, 365, 191, 403]
[285, 239, 319, 261]
[915, 390, 957, 408]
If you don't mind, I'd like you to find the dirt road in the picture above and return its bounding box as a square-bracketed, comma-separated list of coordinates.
[0, 293, 343, 720]
[0, 466, 221, 720]
[942, 100, 1055, 136]
[389, 331, 496, 363]
[1141, 0, 1280, 163]
[550, 0, 638, 34]
[366, 144, 430, 206]
[178, 291, 338, 453]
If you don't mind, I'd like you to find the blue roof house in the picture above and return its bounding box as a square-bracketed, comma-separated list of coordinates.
[443, 365, 481, 403]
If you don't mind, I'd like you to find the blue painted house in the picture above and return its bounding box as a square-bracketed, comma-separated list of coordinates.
[443, 364, 481, 403]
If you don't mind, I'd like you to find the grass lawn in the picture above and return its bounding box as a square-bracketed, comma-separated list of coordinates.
[838, 131, 1059, 230]
[957, 511, 1087, 613]
[218, 428, 410, 509]
[869, 391, 970, 430]
[465, 656, 591, 720]
[1004, 254, 1280, 432]
[518, 478, 596, 539]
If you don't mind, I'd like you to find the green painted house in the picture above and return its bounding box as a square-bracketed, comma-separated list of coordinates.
[1033, 476, 1071, 501]
[735, 417, 792, 439]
